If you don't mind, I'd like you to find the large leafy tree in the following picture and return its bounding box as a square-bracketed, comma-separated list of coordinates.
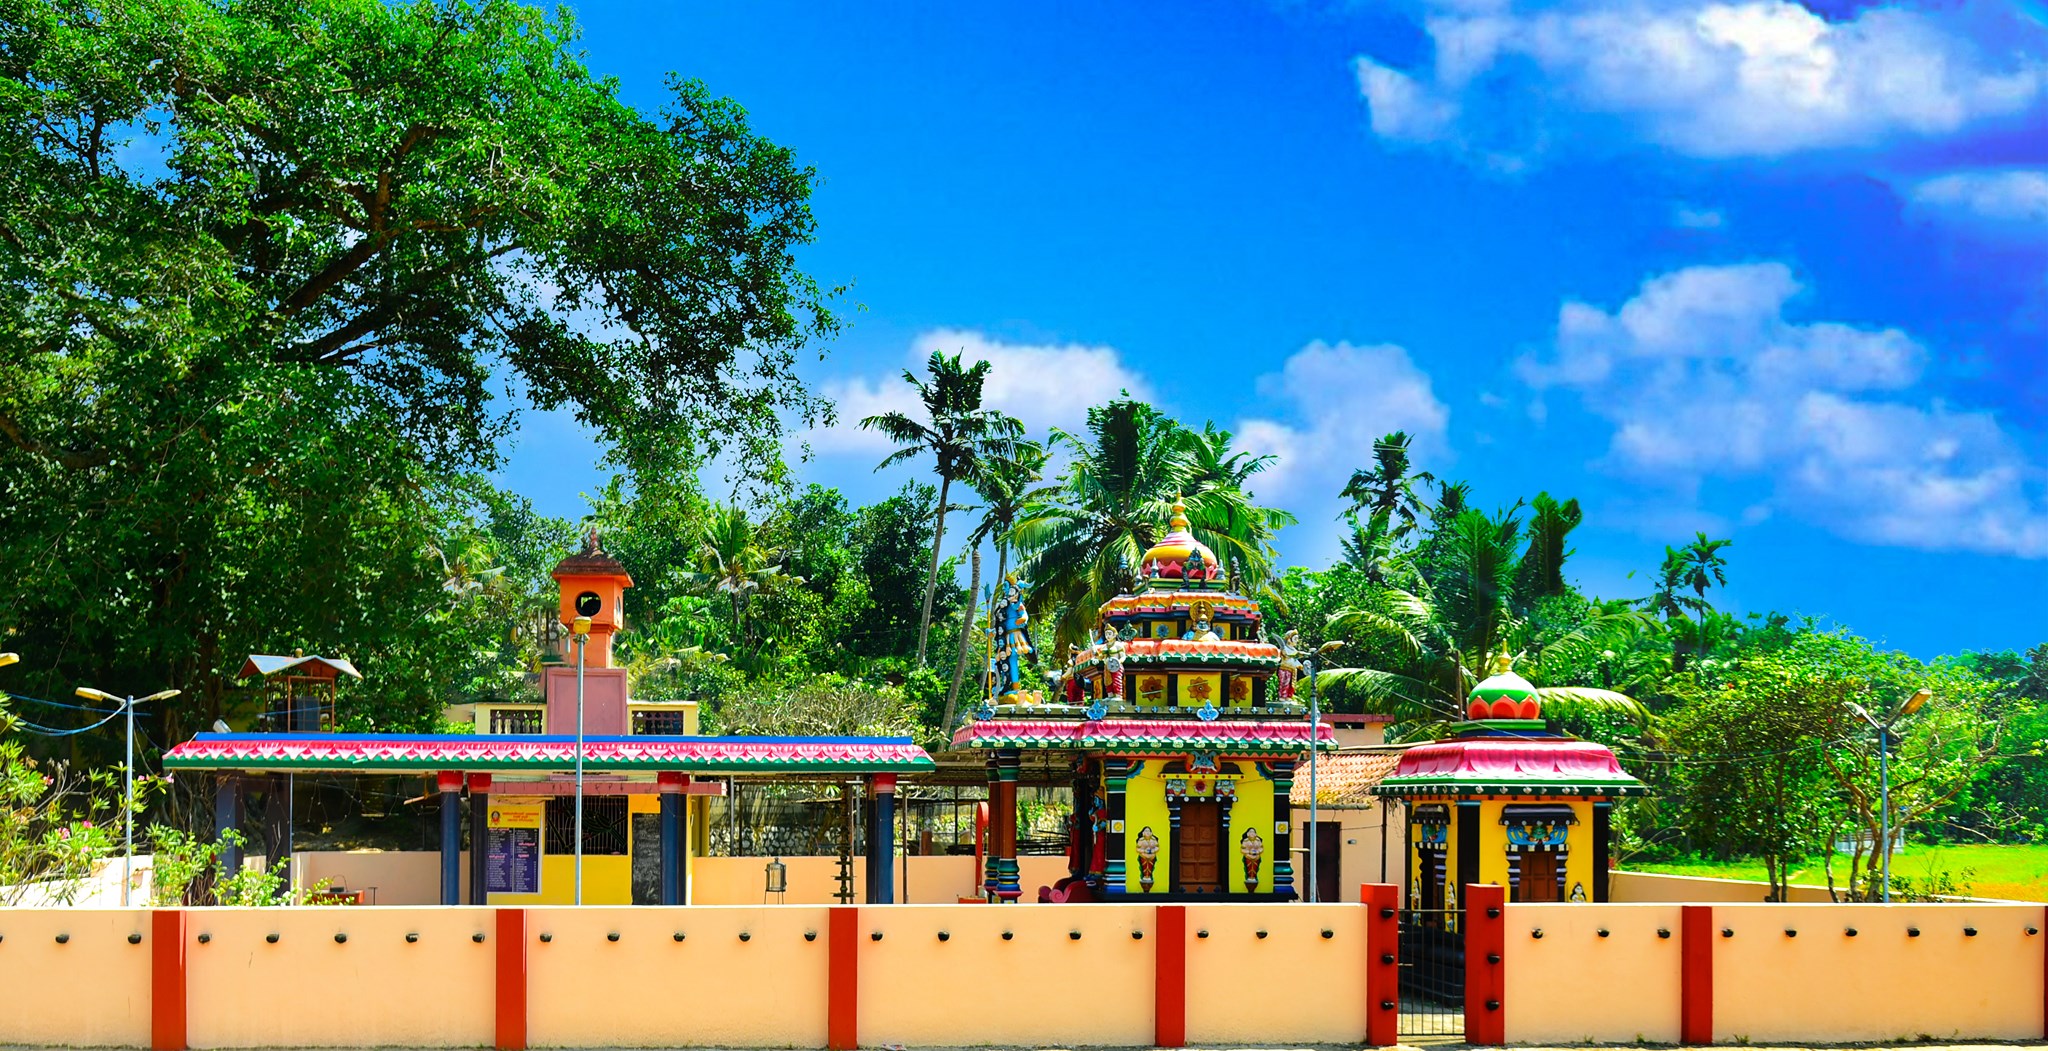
[1339, 431, 1436, 538]
[0, 0, 836, 746]
[1010, 399, 1294, 648]
[859, 351, 1022, 666]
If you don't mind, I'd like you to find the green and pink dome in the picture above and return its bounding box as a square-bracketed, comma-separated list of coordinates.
[1467, 654, 1541, 721]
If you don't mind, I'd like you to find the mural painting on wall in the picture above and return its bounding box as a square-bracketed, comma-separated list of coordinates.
[1240, 827, 1264, 890]
[1138, 674, 1167, 705]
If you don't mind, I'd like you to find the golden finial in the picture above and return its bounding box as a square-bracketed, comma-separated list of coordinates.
[1168, 494, 1189, 532]
[1486, 653, 1514, 676]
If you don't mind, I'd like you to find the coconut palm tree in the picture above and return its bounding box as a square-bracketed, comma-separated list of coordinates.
[1321, 504, 1649, 730]
[1340, 431, 1437, 538]
[860, 351, 1024, 666]
[1009, 399, 1294, 648]
[943, 440, 1048, 733]
[684, 504, 788, 665]
[1649, 532, 1733, 669]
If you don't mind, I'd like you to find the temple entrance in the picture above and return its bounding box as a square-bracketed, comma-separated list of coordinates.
[1398, 905, 1464, 1038]
[1516, 851, 1561, 902]
[1176, 800, 1222, 893]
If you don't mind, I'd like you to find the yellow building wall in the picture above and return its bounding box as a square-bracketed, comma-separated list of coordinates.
[484, 794, 654, 906]
[1122, 759, 1277, 895]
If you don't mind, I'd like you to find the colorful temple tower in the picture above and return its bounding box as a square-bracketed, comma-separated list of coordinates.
[955, 499, 1334, 901]
[1373, 657, 1647, 912]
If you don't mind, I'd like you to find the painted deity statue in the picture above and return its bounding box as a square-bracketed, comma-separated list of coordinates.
[1183, 599, 1221, 642]
[1240, 826, 1264, 889]
[1135, 826, 1161, 891]
[1275, 629, 1303, 701]
[1102, 621, 1129, 699]
[988, 575, 1034, 702]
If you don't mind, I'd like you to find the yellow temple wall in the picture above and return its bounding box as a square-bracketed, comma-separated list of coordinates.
[1405, 797, 1597, 905]
[1121, 759, 1277, 895]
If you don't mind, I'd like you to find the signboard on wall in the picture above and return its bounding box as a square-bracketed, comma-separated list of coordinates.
[631, 812, 662, 905]
[486, 801, 544, 896]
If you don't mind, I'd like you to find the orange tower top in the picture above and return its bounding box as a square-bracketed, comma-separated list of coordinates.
[551, 529, 633, 668]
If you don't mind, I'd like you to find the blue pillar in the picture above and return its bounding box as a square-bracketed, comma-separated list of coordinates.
[659, 772, 687, 905]
[467, 774, 490, 905]
[867, 775, 896, 904]
[437, 772, 461, 906]
[214, 774, 244, 879]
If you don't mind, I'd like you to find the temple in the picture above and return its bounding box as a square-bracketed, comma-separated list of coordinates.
[954, 499, 1335, 901]
[1373, 656, 1648, 913]
[163, 531, 933, 905]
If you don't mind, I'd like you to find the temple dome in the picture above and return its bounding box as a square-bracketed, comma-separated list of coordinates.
[1467, 654, 1541, 720]
[1138, 498, 1225, 588]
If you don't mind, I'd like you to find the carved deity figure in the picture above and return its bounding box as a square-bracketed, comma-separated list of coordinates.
[1240, 826, 1264, 889]
[1135, 826, 1161, 891]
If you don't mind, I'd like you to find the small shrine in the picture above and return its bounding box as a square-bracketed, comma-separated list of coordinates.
[955, 499, 1335, 901]
[1372, 656, 1647, 912]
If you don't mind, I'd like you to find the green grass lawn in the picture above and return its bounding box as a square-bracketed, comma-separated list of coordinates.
[1625, 842, 2048, 902]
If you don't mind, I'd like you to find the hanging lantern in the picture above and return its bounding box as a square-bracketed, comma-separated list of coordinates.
[765, 857, 787, 896]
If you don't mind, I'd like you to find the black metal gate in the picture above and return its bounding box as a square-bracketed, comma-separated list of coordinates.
[1398, 907, 1464, 1038]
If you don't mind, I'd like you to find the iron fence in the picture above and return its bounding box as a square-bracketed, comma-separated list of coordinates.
[1398, 907, 1464, 1038]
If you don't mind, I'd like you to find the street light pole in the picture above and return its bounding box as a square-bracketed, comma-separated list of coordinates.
[1850, 687, 1931, 904]
[572, 615, 590, 906]
[77, 686, 179, 907]
[1306, 656, 1318, 904]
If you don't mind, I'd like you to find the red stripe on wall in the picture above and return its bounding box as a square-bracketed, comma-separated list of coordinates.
[828, 906, 859, 1051]
[2040, 904, 2046, 1040]
[150, 909, 187, 1051]
[1681, 904, 1713, 1045]
[495, 908, 527, 1051]
[1464, 883, 1506, 1045]
[1363, 884, 1399, 1047]
[1155, 904, 1187, 1048]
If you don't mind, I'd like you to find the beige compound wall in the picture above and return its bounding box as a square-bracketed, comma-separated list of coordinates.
[1184, 903, 1369, 1044]
[1504, 903, 1685, 1044]
[525, 906, 831, 1048]
[1610, 869, 1838, 903]
[858, 903, 1156, 1047]
[0, 908, 153, 1046]
[185, 907, 496, 1048]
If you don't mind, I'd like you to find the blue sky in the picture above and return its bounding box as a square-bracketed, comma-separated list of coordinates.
[496, 0, 2048, 660]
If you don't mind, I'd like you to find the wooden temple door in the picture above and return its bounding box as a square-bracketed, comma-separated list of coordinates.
[1517, 851, 1560, 902]
[1177, 801, 1223, 893]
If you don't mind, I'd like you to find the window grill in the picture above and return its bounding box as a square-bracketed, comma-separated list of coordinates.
[631, 708, 691, 735]
[545, 796, 629, 855]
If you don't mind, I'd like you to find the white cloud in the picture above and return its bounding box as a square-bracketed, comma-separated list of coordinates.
[1520, 262, 2048, 557]
[1673, 204, 1725, 229]
[1236, 341, 1452, 505]
[803, 329, 1153, 457]
[1911, 169, 2048, 227]
[1356, 1, 2046, 164]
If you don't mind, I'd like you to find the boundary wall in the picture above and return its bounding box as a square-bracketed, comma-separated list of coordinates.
[2, 887, 2043, 1048]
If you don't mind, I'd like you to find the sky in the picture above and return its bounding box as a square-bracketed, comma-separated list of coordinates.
[495, 0, 2048, 661]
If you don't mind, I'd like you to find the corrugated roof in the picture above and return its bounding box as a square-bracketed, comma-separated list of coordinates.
[238, 654, 363, 680]
[1290, 751, 1402, 808]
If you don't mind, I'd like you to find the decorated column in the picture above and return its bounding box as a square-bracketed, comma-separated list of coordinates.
[1265, 759, 1296, 900]
[1102, 758, 1130, 897]
[213, 774, 244, 884]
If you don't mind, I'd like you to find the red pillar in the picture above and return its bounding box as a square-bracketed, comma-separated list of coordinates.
[828, 906, 859, 1051]
[1464, 883, 1505, 1045]
[2041, 905, 2048, 1040]
[494, 908, 526, 1051]
[1154, 904, 1187, 1048]
[1680, 904, 1713, 1045]
[1363, 883, 1400, 1047]
[150, 909, 186, 1051]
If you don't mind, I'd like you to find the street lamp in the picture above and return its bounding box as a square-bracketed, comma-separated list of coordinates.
[571, 615, 591, 906]
[1305, 640, 1343, 903]
[1847, 687, 1932, 903]
[76, 686, 181, 906]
